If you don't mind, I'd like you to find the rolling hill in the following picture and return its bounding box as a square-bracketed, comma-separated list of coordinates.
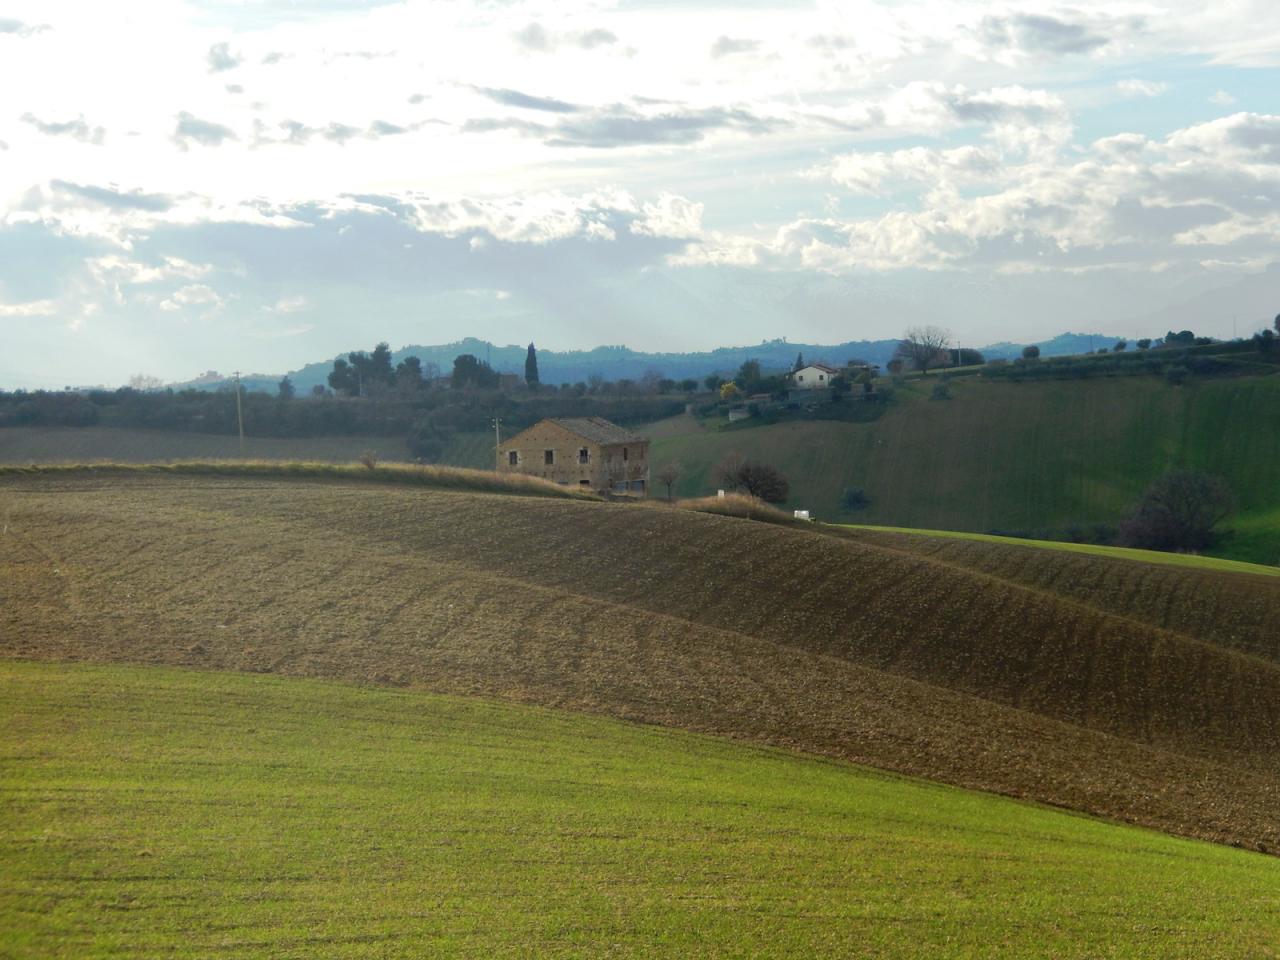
[4, 660, 1278, 958]
[3, 468, 1279, 855]
[649, 373, 1280, 565]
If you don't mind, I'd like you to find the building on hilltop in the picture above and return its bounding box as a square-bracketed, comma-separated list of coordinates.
[496, 417, 650, 495]
[789, 362, 842, 390]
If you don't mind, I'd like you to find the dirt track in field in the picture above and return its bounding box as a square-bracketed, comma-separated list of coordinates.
[3, 474, 1279, 853]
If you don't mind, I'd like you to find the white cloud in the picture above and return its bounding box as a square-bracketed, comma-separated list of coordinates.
[0, 298, 57, 317]
[630, 193, 703, 239]
[268, 295, 309, 314]
[159, 284, 224, 313]
[1210, 90, 1237, 106]
[1117, 79, 1167, 98]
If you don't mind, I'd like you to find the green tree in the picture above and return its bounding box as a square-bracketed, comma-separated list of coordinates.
[327, 358, 357, 395]
[1119, 470, 1233, 552]
[395, 356, 424, 392]
[525, 343, 540, 390]
[277, 375, 295, 400]
[1021, 344, 1041, 361]
[452, 354, 499, 389]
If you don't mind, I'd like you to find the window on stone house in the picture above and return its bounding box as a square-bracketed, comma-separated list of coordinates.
[544, 449, 555, 465]
[508, 451, 519, 466]
[623, 447, 629, 461]
[579, 447, 589, 464]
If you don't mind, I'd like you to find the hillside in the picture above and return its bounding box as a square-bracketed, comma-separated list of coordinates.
[5, 661, 1278, 959]
[176, 331, 1140, 393]
[650, 373, 1280, 565]
[3, 470, 1279, 853]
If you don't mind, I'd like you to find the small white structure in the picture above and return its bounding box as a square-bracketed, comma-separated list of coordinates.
[790, 363, 841, 390]
[794, 509, 811, 521]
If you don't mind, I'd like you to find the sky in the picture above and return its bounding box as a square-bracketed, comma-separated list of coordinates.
[1, 0, 1278, 388]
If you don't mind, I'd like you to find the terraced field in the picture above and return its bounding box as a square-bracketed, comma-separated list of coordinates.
[3, 470, 1279, 854]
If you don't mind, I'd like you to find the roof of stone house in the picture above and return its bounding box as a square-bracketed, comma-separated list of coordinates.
[549, 417, 648, 445]
[794, 362, 842, 375]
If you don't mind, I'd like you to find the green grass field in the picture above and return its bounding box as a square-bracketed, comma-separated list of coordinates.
[4, 661, 1278, 959]
[649, 375, 1280, 565]
[838, 523, 1280, 577]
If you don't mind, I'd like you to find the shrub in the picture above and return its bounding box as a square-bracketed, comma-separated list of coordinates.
[840, 488, 870, 511]
[1119, 470, 1233, 552]
[930, 381, 951, 401]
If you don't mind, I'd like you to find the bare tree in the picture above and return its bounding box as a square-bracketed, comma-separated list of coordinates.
[714, 452, 746, 492]
[655, 462, 681, 500]
[128, 373, 165, 391]
[895, 326, 952, 376]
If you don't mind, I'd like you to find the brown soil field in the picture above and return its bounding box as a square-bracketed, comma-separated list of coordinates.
[835, 527, 1280, 663]
[3, 473, 1279, 853]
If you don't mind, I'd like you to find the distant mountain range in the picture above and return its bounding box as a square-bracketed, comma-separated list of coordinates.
[177, 331, 1139, 393]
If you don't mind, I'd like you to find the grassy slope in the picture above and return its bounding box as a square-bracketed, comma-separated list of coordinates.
[649, 375, 1280, 565]
[3, 473, 1279, 853]
[0, 426, 413, 464]
[4, 661, 1278, 960]
[839, 523, 1280, 577]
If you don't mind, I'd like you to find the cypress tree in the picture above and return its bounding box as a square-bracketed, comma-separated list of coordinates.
[525, 342, 540, 390]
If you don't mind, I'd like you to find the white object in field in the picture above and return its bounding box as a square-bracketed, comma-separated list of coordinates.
[717, 489, 726, 498]
[794, 509, 811, 521]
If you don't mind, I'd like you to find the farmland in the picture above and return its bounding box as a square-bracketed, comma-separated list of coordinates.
[4, 660, 1279, 959]
[648, 373, 1280, 565]
[3, 469, 1279, 856]
[0, 426, 412, 465]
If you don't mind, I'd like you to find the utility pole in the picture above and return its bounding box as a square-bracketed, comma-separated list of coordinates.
[232, 371, 245, 457]
[492, 417, 502, 461]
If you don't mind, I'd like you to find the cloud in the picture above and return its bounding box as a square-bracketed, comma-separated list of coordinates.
[466, 104, 779, 149]
[710, 36, 758, 58]
[0, 17, 49, 37]
[159, 283, 224, 313]
[21, 113, 105, 145]
[512, 22, 619, 53]
[473, 87, 582, 114]
[225, 83, 244, 94]
[685, 112, 1280, 273]
[207, 41, 241, 72]
[254, 117, 423, 147]
[89, 255, 212, 286]
[1210, 90, 1237, 106]
[577, 28, 617, 49]
[172, 112, 237, 149]
[1117, 79, 1167, 98]
[822, 145, 1001, 195]
[0, 299, 57, 318]
[50, 180, 174, 212]
[630, 193, 703, 239]
[261, 51, 285, 65]
[978, 13, 1115, 56]
[514, 22, 552, 52]
[267, 295, 309, 314]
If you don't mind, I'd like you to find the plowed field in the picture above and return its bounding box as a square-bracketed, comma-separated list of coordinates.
[3, 472, 1279, 852]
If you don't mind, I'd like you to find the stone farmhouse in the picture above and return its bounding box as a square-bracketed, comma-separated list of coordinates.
[496, 417, 650, 495]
